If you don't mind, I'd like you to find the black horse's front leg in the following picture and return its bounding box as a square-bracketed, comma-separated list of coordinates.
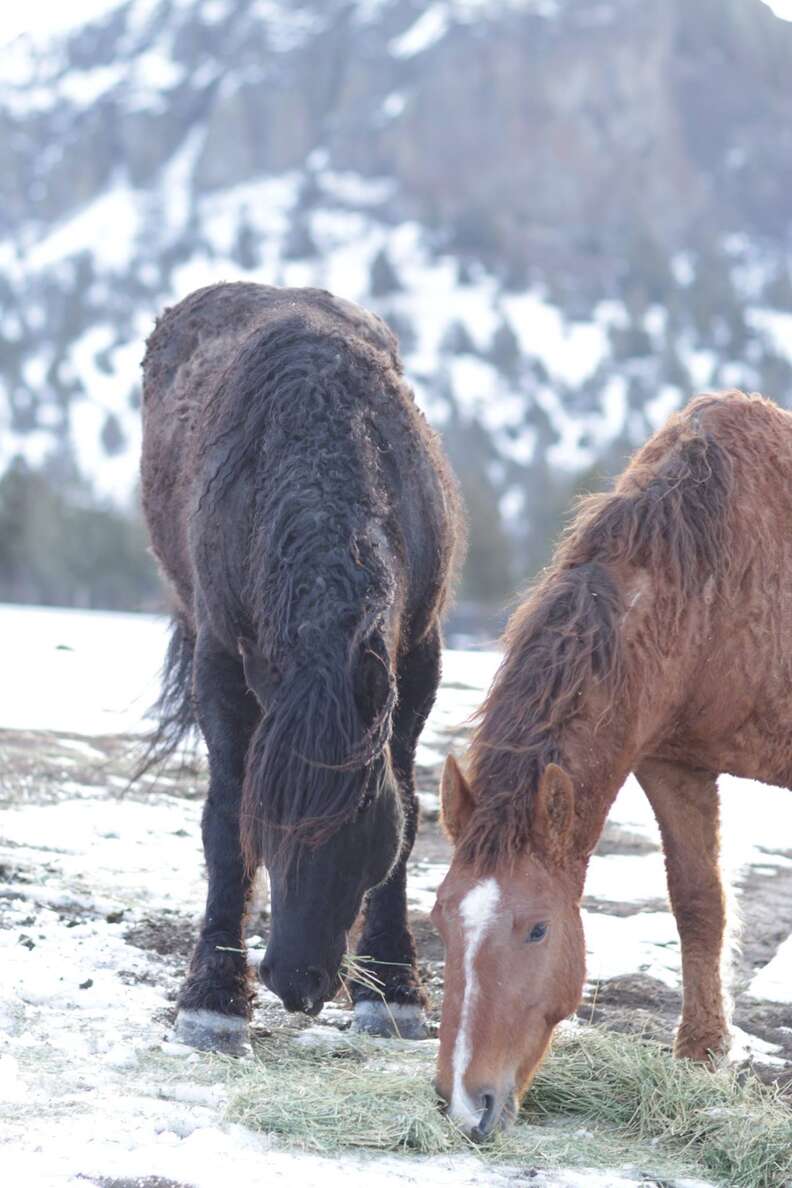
[174, 630, 259, 1054]
[353, 627, 441, 1039]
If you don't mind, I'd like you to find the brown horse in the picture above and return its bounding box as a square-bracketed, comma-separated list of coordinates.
[432, 390, 792, 1139]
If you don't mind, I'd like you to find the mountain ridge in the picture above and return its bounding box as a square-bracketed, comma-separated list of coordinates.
[2, 0, 792, 606]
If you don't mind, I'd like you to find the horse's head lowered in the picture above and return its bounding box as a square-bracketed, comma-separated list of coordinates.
[432, 756, 585, 1139]
[259, 756, 403, 1015]
[245, 633, 403, 1017]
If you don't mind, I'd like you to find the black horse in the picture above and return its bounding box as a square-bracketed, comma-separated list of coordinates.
[141, 282, 463, 1051]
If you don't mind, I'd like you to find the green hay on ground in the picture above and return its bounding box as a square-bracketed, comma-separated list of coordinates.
[229, 1031, 454, 1155]
[225, 1025, 792, 1186]
[528, 1028, 792, 1188]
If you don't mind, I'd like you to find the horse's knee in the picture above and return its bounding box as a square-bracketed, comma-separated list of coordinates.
[667, 874, 726, 946]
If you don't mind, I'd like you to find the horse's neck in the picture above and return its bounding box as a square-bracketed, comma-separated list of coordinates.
[558, 713, 643, 868]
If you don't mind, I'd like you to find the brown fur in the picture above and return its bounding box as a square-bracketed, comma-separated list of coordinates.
[434, 390, 792, 1137]
[461, 390, 735, 873]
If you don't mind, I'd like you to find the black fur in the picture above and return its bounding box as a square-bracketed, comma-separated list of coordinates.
[140, 283, 463, 1027]
[136, 614, 196, 777]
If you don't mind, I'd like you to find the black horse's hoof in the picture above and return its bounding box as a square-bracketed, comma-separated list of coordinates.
[352, 1000, 428, 1039]
[173, 1008, 251, 1055]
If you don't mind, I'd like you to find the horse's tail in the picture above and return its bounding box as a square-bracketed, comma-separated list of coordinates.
[134, 614, 196, 779]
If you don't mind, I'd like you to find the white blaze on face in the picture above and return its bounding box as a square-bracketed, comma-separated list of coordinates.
[448, 876, 501, 1131]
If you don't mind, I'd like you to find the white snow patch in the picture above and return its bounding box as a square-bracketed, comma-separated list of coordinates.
[25, 184, 141, 273]
[389, 6, 449, 57]
[592, 374, 627, 445]
[416, 648, 501, 766]
[158, 125, 205, 234]
[584, 911, 681, 988]
[254, 0, 328, 52]
[381, 91, 406, 119]
[730, 1025, 785, 1066]
[408, 862, 449, 914]
[58, 63, 122, 106]
[67, 323, 145, 502]
[201, 0, 236, 24]
[585, 852, 668, 904]
[746, 308, 792, 366]
[645, 384, 681, 431]
[320, 170, 395, 207]
[0, 604, 167, 734]
[671, 251, 695, 286]
[763, 1, 792, 21]
[749, 933, 792, 1003]
[0, 1, 125, 49]
[503, 291, 609, 386]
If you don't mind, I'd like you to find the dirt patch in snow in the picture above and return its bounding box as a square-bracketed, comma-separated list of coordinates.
[124, 913, 197, 961]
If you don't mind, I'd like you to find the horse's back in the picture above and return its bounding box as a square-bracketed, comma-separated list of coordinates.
[140, 283, 459, 637]
[143, 282, 398, 416]
[637, 390, 792, 784]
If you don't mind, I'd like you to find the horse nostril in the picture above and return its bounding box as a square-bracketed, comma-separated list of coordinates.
[474, 1091, 497, 1140]
[305, 966, 326, 998]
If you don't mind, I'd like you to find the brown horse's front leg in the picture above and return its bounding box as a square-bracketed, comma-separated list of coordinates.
[635, 758, 730, 1063]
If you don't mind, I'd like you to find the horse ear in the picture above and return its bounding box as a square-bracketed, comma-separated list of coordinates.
[440, 755, 475, 842]
[534, 763, 575, 859]
[238, 637, 280, 708]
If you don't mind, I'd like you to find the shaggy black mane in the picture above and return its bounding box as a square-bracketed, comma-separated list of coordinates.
[192, 316, 409, 860]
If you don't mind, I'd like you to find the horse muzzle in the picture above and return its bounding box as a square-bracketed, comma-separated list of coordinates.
[437, 1081, 517, 1142]
[259, 958, 336, 1016]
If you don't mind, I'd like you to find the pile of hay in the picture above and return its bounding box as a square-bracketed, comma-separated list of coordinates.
[229, 1030, 453, 1155]
[530, 1027, 792, 1188]
[226, 1024, 792, 1186]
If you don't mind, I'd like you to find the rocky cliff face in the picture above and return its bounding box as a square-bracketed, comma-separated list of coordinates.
[2, 0, 792, 604]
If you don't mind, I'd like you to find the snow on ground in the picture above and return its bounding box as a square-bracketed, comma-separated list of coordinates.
[0, 603, 168, 734]
[3, 603, 792, 994]
[1, 604, 790, 1185]
[749, 933, 792, 1003]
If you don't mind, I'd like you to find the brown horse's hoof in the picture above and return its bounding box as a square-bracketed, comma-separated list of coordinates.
[674, 1025, 730, 1064]
[173, 1008, 251, 1055]
[353, 1000, 428, 1039]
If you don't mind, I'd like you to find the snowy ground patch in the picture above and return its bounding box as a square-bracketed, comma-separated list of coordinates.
[1, 604, 791, 1185]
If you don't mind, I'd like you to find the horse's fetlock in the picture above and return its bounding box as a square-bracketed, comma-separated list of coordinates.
[674, 1018, 730, 1063]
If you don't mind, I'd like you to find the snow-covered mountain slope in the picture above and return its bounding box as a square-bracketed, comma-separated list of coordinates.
[3, 0, 792, 596]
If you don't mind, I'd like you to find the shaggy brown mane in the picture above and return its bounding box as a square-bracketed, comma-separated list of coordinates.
[460, 392, 737, 872]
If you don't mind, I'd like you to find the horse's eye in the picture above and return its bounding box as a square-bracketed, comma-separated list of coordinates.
[527, 922, 548, 943]
[357, 790, 374, 816]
